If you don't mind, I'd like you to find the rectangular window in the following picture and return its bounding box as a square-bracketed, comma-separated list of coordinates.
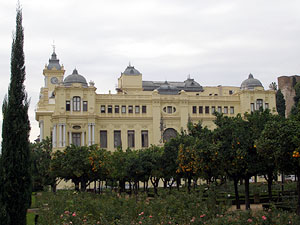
[127, 130, 135, 148]
[114, 130, 121, 148]
[256, 99, 263, 110]
[101, 105, 106, 113]
[224, 106, 228, 114]
[265, 103, 269, 109]
[142, 105, 147, 113]
[115, 105, 119, 113]
[122, 105, 126, 113]
[199, 106, 203, 114]
[73, 96, 81, 111]
[128, 105, 133, 113]
[205, 106, 209, 114]
[230, 106, 234, 114]
[192, 106, 197, 114]
[135, 106, 140, 113]
[66, 101, 70, 111]
[100, 131, 107, 148]
[72, 133, 81, 146]
[229, 90, 233, 95]
[251, 103, 255, 112]
[211, 106, 216, 114]
[83, 101, 88, 111]
[108, 105, 112, 113]
[141, 130, 149, 148]
[218, 106, 222, 113]
[167, 106, 172, 114]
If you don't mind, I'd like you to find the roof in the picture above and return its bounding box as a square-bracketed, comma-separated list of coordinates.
[47, 52, 61, 70]
[241, 74, 263, 90]
[122, 65, 141, 75]
[64, 69, 88, 87]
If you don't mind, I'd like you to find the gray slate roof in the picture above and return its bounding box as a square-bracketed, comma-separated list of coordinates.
[64, 69, 88, 87]
[122, 65, 141, 75]
[241, 74, 263, 90]
[47, 52, 61, 70]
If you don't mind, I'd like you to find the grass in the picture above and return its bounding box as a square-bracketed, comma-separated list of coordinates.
[26, 212, 35, 225]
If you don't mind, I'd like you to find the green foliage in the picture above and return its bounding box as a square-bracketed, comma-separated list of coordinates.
[276, 89, 286, 117]
[31, 137, 54, 191]
[291, 82, 300, 116]
[0, 7, 32, 225]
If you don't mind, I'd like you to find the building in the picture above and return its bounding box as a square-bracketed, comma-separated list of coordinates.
[278, 75, 300, 116]
[36, 51, 276, 151]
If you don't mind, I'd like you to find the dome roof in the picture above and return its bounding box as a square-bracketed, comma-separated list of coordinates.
[122, 64, 141, 75]
[184, 78, 203, 92]
[157, 81, 179, 95]
[241, 74, 263, 90]
[47, 52, 61, 70]
[64, 69, 88, 87]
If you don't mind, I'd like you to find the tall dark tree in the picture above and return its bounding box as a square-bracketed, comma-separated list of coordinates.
[276, 89, 286, 117]
[291, 82, 300, 116]
[0, 6, 32, 224]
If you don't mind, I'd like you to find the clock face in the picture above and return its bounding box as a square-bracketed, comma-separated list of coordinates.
[51, 77, 58, 84]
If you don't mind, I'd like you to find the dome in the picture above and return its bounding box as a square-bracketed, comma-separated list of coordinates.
[64, 69, 88, 87]
[47, 52, 61, 70]
[123, 64, 141, 75]
[157, 81, 179, 95]
[241, 74, 263, 90]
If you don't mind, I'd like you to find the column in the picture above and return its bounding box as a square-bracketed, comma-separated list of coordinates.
[39, 121, 44, 140]
[82, 131, 85, 146]
[59, 124, 62, 147]
[88, 123, 91, 146]
[63, 124, 66, 147]
[92, 123, 95, 145]
[69, 131, 72, 145]
[52, 125, 57, 147]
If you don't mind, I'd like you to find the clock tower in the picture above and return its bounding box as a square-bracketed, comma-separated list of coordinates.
[43, 50, 65, 95]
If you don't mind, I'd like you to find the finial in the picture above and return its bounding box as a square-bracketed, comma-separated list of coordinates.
[129, 61, 131, 67]
[52, 40, 56, 53]
[188, 74, 191, 79]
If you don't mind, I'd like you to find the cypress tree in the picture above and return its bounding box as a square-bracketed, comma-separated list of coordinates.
[276, 89, 286, 117]
[0, 6, 32, 225]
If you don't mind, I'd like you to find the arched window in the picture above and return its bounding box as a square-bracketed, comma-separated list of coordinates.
[73, 96, 81, 111]
[256, 99, 263, 110]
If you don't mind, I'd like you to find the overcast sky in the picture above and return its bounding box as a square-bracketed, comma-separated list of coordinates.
[1, 0, 300, 142]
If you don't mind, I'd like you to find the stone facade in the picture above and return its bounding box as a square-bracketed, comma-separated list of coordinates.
[36, 52, 276, 152]
[278, 75, 300, 116]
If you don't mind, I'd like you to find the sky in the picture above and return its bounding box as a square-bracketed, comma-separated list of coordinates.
[0, 0, 300, 142]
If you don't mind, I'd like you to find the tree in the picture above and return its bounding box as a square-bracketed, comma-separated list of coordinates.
[291, 82, 300, 116]
[276, 89, 286, 117]
[269, 82, 277, 91]
[0, 6, 32, 225]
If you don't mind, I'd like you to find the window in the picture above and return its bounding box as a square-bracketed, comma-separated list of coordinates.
[72, 133, 81, 146]
[256, 99, 263, 110]
[205, 106, 209, 114]
[108, 105, 112, 113]
[142, 105, 147, 113]
[128, 105, 133, 113]
[212, 106, 216, 114]
[73, 96, 81, 111]
[101, 105, 106, 113]
[192, 106, 197, 114]
[115, 105, 120, 113]
[251, 103, 255, 112]
[229, 90, 233, 95]
[141, 130, 148, 148]
[224, 106, 228, 114]
[199, 106, 203, 114]
[218, 106, 222, 113]
[265, 103, 269, 109]
[122, 105, 126, 113]
[114, 130, 121, 148]
[66, 101, 70, 111]
[230, 106, 234, 114]
[83, 101, 88, 111]
[100, 131, 107, 148]
[167, 106, 172, 114]
[135, 106, 140, 113]
[127, 130, 135, 148]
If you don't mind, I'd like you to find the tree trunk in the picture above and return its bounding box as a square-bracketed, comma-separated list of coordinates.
[74, 180, 80, 191]
[296, 170, 300, 216]
[51, 183, 57, 193]
[80, 181, 87, 192]
[245, 176, 251, 210]
[233, 177, 240, 209]
[176, 177, 180, 191]
[187, 176, 191, 194]
[267, 172, 273, 202]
